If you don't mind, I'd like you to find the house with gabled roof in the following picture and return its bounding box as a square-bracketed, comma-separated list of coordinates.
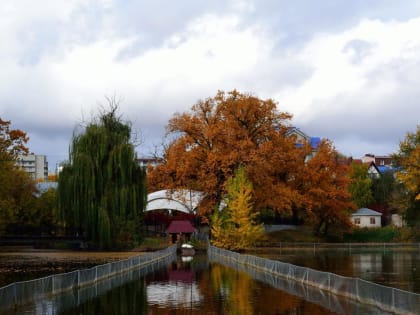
[362, 154, 394, 174]
[366, 161, 381, 178]
[286, 127, 321, 161]
[351, 208, 382, 228]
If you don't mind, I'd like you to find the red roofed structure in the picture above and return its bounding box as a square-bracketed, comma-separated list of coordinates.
[166, 220, 195, 244]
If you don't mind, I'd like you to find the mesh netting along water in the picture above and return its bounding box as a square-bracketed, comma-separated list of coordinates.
[208, 245, 420, 315]
[0, 245, 177, 312]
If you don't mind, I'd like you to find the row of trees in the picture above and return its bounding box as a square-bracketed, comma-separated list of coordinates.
[2, 91, 420, 249]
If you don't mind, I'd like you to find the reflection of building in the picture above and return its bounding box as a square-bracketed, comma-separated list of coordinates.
[352, 253, 383, 279]
[147, 281, 201, 307]
[16, 154, 48, 181]
[169, 269, 194, 283]
[351, 208, 382, 228]
[147, 260, 201, 308]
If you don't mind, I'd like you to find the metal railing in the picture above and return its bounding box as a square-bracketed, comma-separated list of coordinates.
[208, 245, 420, 314]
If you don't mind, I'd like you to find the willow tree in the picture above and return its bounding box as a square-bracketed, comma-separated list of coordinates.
[58, 105, 146, 249]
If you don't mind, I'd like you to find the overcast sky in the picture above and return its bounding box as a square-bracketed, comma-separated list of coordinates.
[2, 0, 420, 172]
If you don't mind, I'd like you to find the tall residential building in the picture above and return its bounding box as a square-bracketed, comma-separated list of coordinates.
[16, 154, 48, 181]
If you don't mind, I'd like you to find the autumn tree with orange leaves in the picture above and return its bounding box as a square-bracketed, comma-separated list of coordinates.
[298, 140, 355, 236]
[147, 90, 354, 237]
[0, 118, 35, 234]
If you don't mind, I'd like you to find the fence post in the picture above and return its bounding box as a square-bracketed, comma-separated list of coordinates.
[328, 273, 330, 291]
[355, 278, 359, 301]
[392, 287, 395, 310]
[13, 282, 17, 307]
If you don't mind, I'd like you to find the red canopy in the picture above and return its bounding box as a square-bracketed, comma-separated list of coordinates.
[166, 220, 195, 234]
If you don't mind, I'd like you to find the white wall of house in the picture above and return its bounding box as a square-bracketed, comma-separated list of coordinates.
[352, 215, 381, 228]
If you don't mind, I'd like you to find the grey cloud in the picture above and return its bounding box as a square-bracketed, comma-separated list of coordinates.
[237, 0, 420, 51]
[111, 1, 231, 59]
[298, 81, 420, 158]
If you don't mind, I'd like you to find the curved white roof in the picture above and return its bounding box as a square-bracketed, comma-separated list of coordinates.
[146, 189, 204, 213]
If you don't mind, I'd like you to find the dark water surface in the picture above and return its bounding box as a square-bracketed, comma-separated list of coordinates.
[10, 254, 389, 315]
[249, 246, 420, 293]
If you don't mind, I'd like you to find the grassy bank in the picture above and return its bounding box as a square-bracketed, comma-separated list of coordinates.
[261, 226, 413, 245]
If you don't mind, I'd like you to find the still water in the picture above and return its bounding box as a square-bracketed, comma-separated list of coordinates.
[250, 246, 420, 293]
[12, 254, 389, 315]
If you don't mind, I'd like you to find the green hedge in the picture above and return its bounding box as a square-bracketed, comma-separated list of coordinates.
[343, 226, 400, 242]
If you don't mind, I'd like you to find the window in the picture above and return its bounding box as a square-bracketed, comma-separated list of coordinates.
[354, 218, 360, 224]
[370, 217, 376, 224]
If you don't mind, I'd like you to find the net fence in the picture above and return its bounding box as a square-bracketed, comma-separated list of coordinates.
[208, 245, 420, 315]
[0, 245, 176, 312]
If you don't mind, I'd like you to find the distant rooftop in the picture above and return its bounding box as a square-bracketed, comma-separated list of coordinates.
[166, 220, 195, 234]
[351, 208, 382, 217]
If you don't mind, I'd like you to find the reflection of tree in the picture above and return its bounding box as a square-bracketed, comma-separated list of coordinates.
[207, 262, 335, 314]
[59, 279, 148, 314]
[209, 263, 254, 314]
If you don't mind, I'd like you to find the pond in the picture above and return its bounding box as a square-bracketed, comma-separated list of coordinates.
[248, 245, 420, 293]
[9, 253, 390, 315]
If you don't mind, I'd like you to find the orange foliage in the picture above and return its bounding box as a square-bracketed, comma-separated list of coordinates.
[148, 90, 299, 215]
[299, 140, 355, 236]
[147, 90, 354, 233]
[0, 118, 29, 161]
[48, 174, 58, 182]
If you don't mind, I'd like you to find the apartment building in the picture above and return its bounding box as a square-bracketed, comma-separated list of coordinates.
[16, 154, 48, 181]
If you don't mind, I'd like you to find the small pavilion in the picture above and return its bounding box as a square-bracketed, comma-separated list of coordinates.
[166, 220, 195, 244]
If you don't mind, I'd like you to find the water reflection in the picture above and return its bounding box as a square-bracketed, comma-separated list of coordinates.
[147, 257, 202, 309]
[251, 247, 420, 293]
[10, 253, 392, 315]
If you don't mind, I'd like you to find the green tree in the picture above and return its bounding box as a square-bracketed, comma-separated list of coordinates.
[58, 104, 147, 249]
[393, 126, 420, 226]
[348, 162, 374, 208]
[371, 171, 395, 206]
[34, 188, 60, 235]
[211, 166, 264, 250]
[0, 167, 38, 235]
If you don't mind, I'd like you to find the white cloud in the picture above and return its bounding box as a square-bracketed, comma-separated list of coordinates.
[2, 1, 420, 168]
[275, 17, 420, 157]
